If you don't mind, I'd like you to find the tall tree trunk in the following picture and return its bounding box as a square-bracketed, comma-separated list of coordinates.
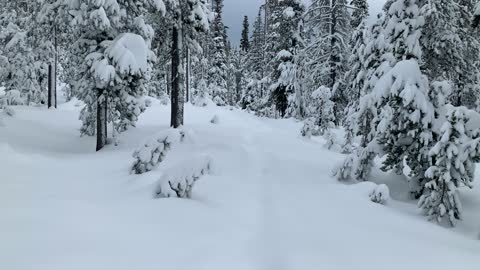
[47, 64, 56, 108]
[96, 90, 107, 151]
[54, 24, 58, 108]
[171, 24, 185, 128]
[47, 25, 58, 109]
[186, 47, 190, 103]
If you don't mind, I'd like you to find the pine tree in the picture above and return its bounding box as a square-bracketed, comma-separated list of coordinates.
[241, 10, 265, 111]
[420, 0, 480, 109]
[208, 0, 229, 106]
[0, 2, 46, 106]
[336, 0, 433, 183]
[263, 0, 304, 117]
[240, 16, 250, 53]
[68, 0, 164, 150]
[453, 0, 480, 109]
[303, 0, 351, 123]
[349, 0, 369, 29]
[419, 105, 480, 226]
[166, 0, 210, 127]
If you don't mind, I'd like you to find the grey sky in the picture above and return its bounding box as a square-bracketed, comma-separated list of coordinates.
[224, 0, 387, 46]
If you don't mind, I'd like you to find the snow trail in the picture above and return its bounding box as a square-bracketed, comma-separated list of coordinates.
[1, 102, 480, 270]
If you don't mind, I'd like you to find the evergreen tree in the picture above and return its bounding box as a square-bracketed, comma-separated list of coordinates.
[303, 0, 351, 123]
[420, 0, 480, 109]
[419, 105, 480, 226]
[240, 16, 250, 53]
[208, 0, 229, 106]
[349, 0, 369, 29]
[241, 10, 265, 111]
[165, 0, 210, 127]
[0, 2, 46, 105]
[336, 0, 433, 183]
[67, 0, 164, 150]
[264, 0, 304, 117]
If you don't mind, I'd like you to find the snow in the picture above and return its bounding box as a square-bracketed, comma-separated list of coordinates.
[367, 0, 387, 25]
[131, 128, 188, 174]
[106, 33, 149, 76]
[1, 100, 480, 269]
[154, 154, 212, 198]
[283, 7, 296, 18]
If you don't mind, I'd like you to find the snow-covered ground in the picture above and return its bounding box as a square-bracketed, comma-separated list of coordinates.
[1, 99, 480, 270]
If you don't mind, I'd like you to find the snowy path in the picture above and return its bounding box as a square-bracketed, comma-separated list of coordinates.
[1, 101, 480, 270]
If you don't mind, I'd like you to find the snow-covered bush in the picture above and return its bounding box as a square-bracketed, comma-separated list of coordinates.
[154, 155, 212, 199]
[4, 90, 24, 105]
[335, 145, 377, 182]
[301, 117, 318, 138]
[323, 130, 337, 150]
[334, 153, 356, 181]
[213, 95, 226, 107]
[158, 93, 170, 106]
[308, 86, 335, 135]
[369, 184, 390, 205]
[191, 79, 212, 107]
[131, 129, 188, 174]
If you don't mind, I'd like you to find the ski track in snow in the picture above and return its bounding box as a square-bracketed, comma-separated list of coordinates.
[1, 100, 480, 270]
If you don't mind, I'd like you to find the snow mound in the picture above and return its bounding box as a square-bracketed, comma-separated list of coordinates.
[154, 155, 212, 199]
[301, 118, 318, 138]
[131, 128, 189, 174]
[370, 184, 390, 205]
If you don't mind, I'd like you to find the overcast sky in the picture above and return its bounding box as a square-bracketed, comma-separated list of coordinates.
[223, 0, 387, 46]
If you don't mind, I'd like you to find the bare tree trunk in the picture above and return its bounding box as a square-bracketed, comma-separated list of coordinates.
[54, 24, 57, 108]
[186, 47, 190, 103]
[47, 25, 58, 108]
[171, 24, 184, 128]
[96, 90, 107, 151]
[47, 64, 55, 108]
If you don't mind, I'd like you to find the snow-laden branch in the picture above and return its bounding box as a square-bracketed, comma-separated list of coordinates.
[154, 155, 212, 199]
[131, 128, 188, 174]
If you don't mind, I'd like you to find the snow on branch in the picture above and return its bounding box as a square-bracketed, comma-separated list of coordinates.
[106, 33, 149, 76]
[154, 155, 212, 199]
[131, 128, 189, 174]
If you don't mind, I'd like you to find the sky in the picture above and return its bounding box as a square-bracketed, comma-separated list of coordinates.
[223, 0, 387, 46]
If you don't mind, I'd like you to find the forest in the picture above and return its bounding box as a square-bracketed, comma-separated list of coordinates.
[1, 0, 480, 269]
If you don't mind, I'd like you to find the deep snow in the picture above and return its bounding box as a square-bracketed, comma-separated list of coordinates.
[1, 99, 480, 270]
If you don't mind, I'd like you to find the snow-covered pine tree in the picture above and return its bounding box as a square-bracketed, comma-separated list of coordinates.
[341, 1, 369, 152]
[337, 0, 434, 185]
[308, 86, 335, 134]
[420, 0, 480, 110]
[264, 0, 304, 117]
[349, 0, 369, 29]
[240, 15, 250, 53]
[419, 105, 480, 226]
[165, 0, 210, 127]
[37, 0, 70, 109]
[208, 0, 229, 106]
[303, 0, 351, 123]
[241, 10, 265, 111]
[147, 6, 172, 101]
[68, 0, 164, 150]
[0, 2, 45, 106]
[231, 48, 245, 104]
